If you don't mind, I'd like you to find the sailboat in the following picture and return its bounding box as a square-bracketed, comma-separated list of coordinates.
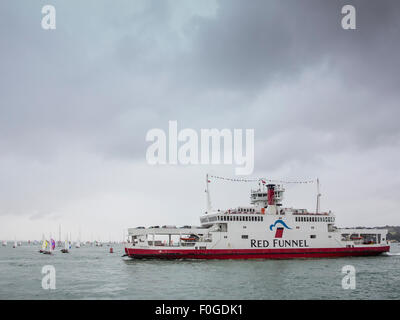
[57, 225, 62, 247]
[39, 235, 52, 254]
[61, 235, 69, 253]
[75, 230, 81, 248]
[50, 238, 55, 254]
[42, 240, 51, 254]
[1, 240, 6, 247]
[61, 240, 69, 253]
[13, 238, 17, 248]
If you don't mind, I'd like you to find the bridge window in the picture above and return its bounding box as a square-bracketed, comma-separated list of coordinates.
[242, 235, 248, 239]
[310, 235, 316, 239]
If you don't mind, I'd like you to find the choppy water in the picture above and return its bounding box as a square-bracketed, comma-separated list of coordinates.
[0, 243, 399, 299]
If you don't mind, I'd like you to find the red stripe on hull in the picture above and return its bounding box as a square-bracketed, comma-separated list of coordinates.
[125, 246, 390, 260]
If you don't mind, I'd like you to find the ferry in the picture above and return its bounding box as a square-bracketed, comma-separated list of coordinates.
[124, 176, 390, 259]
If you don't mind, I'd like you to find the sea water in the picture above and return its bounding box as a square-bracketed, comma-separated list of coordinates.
[0, 243, 399, 299]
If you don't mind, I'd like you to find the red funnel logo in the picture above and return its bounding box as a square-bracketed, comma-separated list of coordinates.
[275, 227, 284, 238]
[269, 219, 291, 238]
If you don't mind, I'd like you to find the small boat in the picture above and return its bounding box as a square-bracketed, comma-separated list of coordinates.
[61, 243, 69, 253]
[39, 236, 54, 254]
[13, 238, 17, 248]
[1, 240, 6, 247]
[39, 240, 47, 253]
[75, 230, 82, 248]
[61, 236, 69, 253]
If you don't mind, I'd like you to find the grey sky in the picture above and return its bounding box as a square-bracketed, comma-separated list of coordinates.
[0, 0, 399, 240]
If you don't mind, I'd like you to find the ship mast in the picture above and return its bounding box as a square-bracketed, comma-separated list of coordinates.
[206, 174, 212, 213]
[316, 178, 321, 214]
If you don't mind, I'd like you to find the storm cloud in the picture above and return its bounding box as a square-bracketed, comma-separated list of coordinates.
[0, 0, 399, 240]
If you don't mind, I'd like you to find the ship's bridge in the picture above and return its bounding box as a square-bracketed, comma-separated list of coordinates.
[250, 184, 284, 209]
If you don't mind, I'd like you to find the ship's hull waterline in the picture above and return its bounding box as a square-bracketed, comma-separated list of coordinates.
[125, 246, 390, 260]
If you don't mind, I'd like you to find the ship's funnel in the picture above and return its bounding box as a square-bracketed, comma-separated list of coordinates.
[267, 184, 275, 205]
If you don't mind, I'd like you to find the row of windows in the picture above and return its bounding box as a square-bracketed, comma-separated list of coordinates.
[252, 193, 267, 197]
[219, 215, 263, 222]
[295, 216, 335, 222]
[237, 208, 256, 213]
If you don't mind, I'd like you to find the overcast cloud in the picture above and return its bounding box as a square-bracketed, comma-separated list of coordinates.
[0, 0, 399, 240]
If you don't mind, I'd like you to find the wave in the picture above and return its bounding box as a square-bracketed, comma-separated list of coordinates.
[383, 252, 400, 256]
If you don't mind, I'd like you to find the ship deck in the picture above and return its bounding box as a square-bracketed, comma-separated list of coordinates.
[128, 227, 210, 236]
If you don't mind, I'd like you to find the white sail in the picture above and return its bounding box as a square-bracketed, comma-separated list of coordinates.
[76, 230, 81, 248]
[41, 237, 47, 250]
[64, 236, 69, 250]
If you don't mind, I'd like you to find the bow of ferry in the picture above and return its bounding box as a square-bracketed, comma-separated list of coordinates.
[125, 179, 389, 260]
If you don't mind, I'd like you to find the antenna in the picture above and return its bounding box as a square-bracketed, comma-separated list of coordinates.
[206, 174, 212, 213]
[316, 178, 321, 214]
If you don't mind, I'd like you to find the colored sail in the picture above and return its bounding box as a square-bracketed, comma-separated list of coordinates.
[41, 240, 48, 250]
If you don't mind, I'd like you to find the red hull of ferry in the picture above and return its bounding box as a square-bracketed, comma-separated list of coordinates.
[125, 246, 390, 260]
